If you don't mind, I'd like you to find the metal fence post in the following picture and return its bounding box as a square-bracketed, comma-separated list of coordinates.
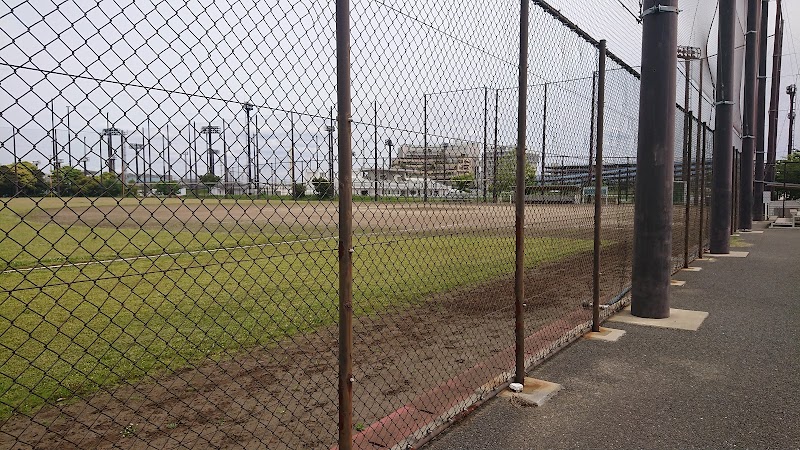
[514, 0, 530, 385]
[698, 122, 708, 258]
[493, 89, 499, 203]
[631, 0, 679, 319]
[483, 87, 489, 202]
[335, 0, 354, 446]
[710, 0, 737, 253]
[766, 1, 783, 190]
[541, 83, 548, 185]
[374, 101, 379, 201]
[592, 40, 607, 333]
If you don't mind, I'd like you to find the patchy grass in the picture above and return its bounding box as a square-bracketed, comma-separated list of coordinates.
[0, 197, 596, 419]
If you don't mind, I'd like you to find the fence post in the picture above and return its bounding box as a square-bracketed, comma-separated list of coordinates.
[335, 0, 354, 446]
[695, 59, 704, 206]
[514, 0, 530, 385]
[588, 71, 597, 186]
[698, 122, 708, 258]
[592, 40, 607, 333]
[374, 101, 379, 201]
[710, 0, 737, 253]
[631, 0, 679, 319]
[682, 59, 691, 269]
[483, 87, 489, 202]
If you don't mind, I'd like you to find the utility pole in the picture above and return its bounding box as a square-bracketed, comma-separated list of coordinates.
[739, 0, 761, 231]
[710, 0, 737, 254]
[631, 0, 679, 319]
[766, 0, 783, 191]
[754, 0, 770, 221]
[243, 103, 253, 193]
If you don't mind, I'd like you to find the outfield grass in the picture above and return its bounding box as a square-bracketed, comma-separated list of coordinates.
[0, 197, 595, 419]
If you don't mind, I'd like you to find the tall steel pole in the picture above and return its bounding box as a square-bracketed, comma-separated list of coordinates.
[540, 83, 548, 185]
[244, 103, 253, 192]
[695, 58, 705, 206]
[754, 0, 770, 220]
[374, 101, 379, 201]
[291, 112, 297, 197]
[631, 0, 679, 319]
[423, 94, 428, 202]
[788, 85, 797, 154]
[513, 0, 529, 385]
[592, 40, 607, 333]
[698, 123, 708, 257]
[493, 89, 499, 203]
[588, 71, 597, 186]
[682, 58, 692, 268]
[740, 0, 761, 231]
[335, 0, 354, 447]
[710, 0, 737, 253]
[483, 87, 488, 201]
[766, 1, 783, 190]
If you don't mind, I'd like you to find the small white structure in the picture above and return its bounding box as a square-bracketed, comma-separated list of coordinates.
[354, 167, 451, 198]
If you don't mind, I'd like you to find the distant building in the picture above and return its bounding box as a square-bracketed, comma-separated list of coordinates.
[354, 167, 452, 198]
[392, 143, 481, 182]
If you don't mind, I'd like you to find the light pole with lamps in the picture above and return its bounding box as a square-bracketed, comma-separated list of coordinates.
[678, 45, 702, 267]
[201, 125, 221, 176]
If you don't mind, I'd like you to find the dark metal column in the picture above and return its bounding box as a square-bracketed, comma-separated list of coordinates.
[631, 0, 679, 319]
[766, 1, 783, 189]
[540, 83, 548, 185]
[788, 85, 797, 154]
[514, 0, 530, 385]
[423, 94, 428, 202]
[483, 87, 488, 201]
[335, 0, 354, 445]
[740, 0, 761, 230]
[754, 0, 770, 221]
[493, 89, 499, 203]
[682, 59, 692, 269]
[710, 0, 737, 253]
[592, 40, 607, 333]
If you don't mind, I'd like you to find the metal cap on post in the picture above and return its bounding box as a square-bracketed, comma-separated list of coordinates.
[631, 0, 679, 319]
[710, 0, 737, 253]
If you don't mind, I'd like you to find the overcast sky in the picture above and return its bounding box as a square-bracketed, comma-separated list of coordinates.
[1, 0, 798, 181]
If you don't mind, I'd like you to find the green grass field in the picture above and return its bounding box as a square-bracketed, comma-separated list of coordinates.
[0, 197, 594, 419]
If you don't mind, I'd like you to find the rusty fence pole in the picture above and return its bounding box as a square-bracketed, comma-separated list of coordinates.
[698, 122, 708, 257]
[631, 0, 679, 319]
[335, 0, 354, 446]
[592, 40, 607, 333]
[514, 0, 530, 385]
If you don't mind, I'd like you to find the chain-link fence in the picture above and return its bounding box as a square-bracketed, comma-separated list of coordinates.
[1, 1, 715, 449]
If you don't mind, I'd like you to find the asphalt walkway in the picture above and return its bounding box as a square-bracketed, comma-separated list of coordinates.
[427, 227, 800, 449]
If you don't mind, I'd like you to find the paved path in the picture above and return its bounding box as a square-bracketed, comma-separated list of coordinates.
[427, 227, 800, 449]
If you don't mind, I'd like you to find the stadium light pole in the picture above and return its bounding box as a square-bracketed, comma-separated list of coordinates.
[128, 142, 145, 187]
[678, 45, 701, 268]
[787, 84, 797, 156]
[631, 0, 679, 319]
[201, 125, 221, 177]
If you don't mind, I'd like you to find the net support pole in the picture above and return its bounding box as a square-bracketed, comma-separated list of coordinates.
[631, 0, 678, 319]
[592, 40, 607, 333]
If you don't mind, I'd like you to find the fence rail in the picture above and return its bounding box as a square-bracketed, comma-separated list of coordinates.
[1, 1, 715, 448]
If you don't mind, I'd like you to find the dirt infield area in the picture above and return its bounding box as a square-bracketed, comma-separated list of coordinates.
[0, 242, 633, 450]
[20, 197, 629, 235]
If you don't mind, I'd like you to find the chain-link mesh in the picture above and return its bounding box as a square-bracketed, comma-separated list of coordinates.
[0, 1, 717, 449]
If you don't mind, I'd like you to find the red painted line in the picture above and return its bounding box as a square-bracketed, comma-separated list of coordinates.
[331, 308, 590, 450]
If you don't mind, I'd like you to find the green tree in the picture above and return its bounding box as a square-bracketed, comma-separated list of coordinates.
[51, 166, 92, 197]
[292, 182, 307, 199]
[199, 173, 221, 190]
[312, 177, 334, 199]
[0, 162, 47, 196]
[451, 173, 475, 192]
[90, 172, 123, 197]
[155, 182, 180, 196]
[490, 151, 537, 195]
[776, 153, 800, 200]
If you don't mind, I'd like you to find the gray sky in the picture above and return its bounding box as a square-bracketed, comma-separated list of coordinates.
[1, 0, 797, 182]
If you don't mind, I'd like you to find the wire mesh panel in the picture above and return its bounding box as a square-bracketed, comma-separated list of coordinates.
[0, 1, 345, 448]
[0, 0, 718, 449]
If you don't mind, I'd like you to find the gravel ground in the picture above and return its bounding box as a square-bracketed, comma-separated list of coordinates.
[426, 225, 800, 450]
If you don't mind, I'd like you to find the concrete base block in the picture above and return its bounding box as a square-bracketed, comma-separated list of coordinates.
[739, 230, 764, 234]
[694, 257, 716, 262]
[710, 251, 749, 258]
[499, 377, 562, 407]
[671, 280, 686, 286]
[681, 267, 702, 272]
[584, 327, 626, 342]
[609, 307, 709, 331]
